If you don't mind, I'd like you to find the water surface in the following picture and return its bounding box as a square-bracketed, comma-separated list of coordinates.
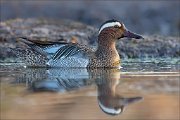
[0, 60, 179, 119]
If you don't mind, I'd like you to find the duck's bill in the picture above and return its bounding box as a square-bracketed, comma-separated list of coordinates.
[122, 96, 143, 106]
[123, 30, 144, 39]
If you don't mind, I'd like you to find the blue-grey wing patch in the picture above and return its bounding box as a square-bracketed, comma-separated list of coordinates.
[42, 44, 66, 59]
[52, 44, 83, 61]
[42, 44, 66, 54]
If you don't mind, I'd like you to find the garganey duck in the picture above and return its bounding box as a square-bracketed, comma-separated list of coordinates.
[13, 19, 143, 68]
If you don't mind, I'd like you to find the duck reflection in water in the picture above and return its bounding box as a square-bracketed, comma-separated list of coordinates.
[14, 68, 143, 115]
[92, 69, 142, 115]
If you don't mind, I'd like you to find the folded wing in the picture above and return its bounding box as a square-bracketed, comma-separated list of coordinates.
[14, 37, 93, 67]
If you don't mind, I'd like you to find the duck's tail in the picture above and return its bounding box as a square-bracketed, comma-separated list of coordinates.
[11, 37, 48, 67]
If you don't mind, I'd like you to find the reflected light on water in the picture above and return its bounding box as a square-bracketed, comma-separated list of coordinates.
[0, 64, 179, 119]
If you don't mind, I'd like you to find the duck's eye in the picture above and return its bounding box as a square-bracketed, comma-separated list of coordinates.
[114, 25, 120, 28]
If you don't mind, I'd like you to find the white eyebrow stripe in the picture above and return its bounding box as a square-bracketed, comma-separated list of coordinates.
[99, 22, 121, 34]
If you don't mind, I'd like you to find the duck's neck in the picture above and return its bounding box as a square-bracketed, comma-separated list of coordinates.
[96, 33, 119, 60]
[97, 39, 116, 51]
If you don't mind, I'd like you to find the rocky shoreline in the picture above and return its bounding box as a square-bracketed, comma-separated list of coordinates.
[0, 18, 179, 62]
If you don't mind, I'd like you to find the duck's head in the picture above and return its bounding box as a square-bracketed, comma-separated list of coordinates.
[98, 96, 143, 116]
[98, 19, 143, 40]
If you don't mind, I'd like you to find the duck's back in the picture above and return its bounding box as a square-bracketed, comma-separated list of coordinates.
[13, 38, 94, 67]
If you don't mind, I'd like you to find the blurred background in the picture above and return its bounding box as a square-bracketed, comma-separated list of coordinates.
[1, 1, 180, 36]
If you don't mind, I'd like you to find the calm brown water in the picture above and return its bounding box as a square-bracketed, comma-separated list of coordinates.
[0, 62, 179, 120]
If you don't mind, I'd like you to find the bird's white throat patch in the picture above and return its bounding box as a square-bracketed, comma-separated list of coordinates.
[99, 22, 121, 34]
